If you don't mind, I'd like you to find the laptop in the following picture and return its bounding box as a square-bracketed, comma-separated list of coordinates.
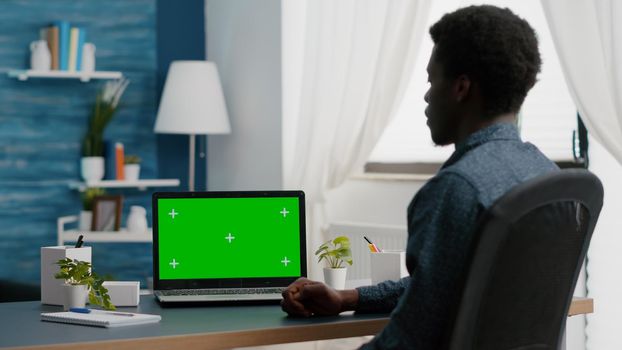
[152, 190, 306, 304]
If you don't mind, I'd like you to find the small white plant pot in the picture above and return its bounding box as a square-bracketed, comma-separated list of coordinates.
[63, 284, 89, 311]
[79, 210, 93, 231]
[323, 267, 347, 290]
[123, 164, 140, 181]
[80, 156, 105, 182]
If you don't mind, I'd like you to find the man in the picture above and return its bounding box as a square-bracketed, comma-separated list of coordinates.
[281, 5, 558, 349]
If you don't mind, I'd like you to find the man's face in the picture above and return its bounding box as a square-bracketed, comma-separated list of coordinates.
[424, 48, 459, 146]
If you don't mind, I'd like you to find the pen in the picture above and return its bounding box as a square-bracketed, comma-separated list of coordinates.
[70, 307, 90, 313]
[75, 235, 84, 248]
[363, 236, 381, 253]
[70, 307, 135, 317]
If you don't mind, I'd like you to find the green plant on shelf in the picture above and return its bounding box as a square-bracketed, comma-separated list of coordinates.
[55, 258, 115, 310]
[82, 78, 130, 157]
[81, 187, 105, 211]
[124, 154, 141, 165]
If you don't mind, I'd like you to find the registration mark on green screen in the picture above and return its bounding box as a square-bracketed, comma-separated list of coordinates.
[158, 197, 301, 279]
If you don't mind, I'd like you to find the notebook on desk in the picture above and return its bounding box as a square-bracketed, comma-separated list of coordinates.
[41, 310, 161, 328]
[152, 190, 307, 304]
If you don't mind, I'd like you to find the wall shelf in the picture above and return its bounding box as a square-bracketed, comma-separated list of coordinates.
[68, 178, 180, 191]
[7, 69, 123, 82]
[57, 215, 152, 246]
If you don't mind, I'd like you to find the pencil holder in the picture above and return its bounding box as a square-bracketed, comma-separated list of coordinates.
[40, 246, 91, 305]
[370, 250, 408, 285]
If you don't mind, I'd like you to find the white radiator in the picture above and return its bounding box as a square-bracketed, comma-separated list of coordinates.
[327, 221, 408, 280]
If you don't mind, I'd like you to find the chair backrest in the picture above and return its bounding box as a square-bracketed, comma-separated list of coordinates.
[448, 169, 603, 350]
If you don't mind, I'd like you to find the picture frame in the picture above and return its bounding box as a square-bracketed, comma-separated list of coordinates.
[91, 195, 123, 231]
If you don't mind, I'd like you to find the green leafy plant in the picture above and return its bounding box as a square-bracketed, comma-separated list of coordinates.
[82, 78, 130, 157]
[81, 187, 105, 211]
[315, 236, 353, 268]
[54, 258, 115, 310]
[124, 155, 141, 165]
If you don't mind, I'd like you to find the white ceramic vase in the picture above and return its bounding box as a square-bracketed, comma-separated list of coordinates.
[127, 206, 148, 233]
[63, 284, 89, 311]
[80, 157, 105, 182]
[79, 210, 93, 231]
[323, 267, 347, 290]
[124, 164, 140, 181]
[81, 43, 96, 72]
[30, 40, 51, 71]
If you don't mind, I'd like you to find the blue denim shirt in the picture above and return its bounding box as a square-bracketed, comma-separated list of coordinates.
[357, 123, 558, 349]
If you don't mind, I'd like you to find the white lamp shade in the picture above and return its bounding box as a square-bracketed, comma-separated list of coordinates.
[154, 61, 231, 135]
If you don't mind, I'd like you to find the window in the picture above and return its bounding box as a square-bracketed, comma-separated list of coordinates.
[367, 0, 579, 173]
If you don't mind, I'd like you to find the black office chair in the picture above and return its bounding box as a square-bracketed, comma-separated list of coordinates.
[447, 169, 603, 350]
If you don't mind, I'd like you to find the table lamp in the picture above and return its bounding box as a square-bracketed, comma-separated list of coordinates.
[154, 61, 231, 191]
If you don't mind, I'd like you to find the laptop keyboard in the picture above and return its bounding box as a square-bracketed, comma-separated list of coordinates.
[159, 287, 285, 296]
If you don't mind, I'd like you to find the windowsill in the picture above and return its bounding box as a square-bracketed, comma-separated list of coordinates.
[358, 159, 585, 182]
[360, 162, 441, 181]
[352, 172, 434, 182]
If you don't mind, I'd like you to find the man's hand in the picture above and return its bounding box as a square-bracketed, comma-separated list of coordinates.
[281, 277, 359, 317]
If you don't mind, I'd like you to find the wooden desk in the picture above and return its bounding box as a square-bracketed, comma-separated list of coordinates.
[0, 296, 592, 350]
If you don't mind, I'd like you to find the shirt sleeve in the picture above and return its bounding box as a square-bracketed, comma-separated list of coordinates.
[355, 277, 410, 313]
[359, 171, 483, 349]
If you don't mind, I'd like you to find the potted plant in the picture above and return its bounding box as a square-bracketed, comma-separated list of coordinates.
[315, 236, 353, 290]
[79, 188, 105, 231]
[123, 154, 141, 181]
[55, 258, 115, 311]
[81, 78, 129, 182]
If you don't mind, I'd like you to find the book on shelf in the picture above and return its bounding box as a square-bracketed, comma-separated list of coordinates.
[46, 26, 59, 70]
[104, 141, 115, 180]
[104, 141, 125, 181]
[54, 20, 70, 71]
[40, 22, 89, 73]
[115, 142, 125, 180]
[68, 27, 78, 71]
[76, 28, 86, 71]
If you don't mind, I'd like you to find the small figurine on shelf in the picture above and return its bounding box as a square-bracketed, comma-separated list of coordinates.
[123, 155, 141, 181]
[126, 206, 148, 233]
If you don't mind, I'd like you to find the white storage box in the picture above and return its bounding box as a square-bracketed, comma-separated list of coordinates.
[102, 281, 140, 306]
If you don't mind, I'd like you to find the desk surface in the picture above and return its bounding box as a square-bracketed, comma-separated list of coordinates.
[0, 296, 592, 350]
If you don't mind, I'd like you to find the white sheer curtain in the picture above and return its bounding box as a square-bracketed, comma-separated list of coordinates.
[541, 0, 622, 164]
[283, 0, 430, 279]
[541, 1, 622, 349]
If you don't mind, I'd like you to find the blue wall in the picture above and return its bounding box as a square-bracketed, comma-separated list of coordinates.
[156, 0, 207, 191]
[0, 0, 159, 285]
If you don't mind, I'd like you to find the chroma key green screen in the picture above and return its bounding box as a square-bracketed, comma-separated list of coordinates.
[157, 197, 302, 280]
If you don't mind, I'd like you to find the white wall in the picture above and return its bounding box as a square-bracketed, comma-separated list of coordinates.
[585, 136, 622, 350]
[206, 0, 282, 191]
[326, 177, 425, 227]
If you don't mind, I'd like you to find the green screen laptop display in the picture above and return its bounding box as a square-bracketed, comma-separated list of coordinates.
[157, 196, 303, 280]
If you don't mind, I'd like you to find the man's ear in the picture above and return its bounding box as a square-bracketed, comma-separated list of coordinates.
[453, 74, 471, 102]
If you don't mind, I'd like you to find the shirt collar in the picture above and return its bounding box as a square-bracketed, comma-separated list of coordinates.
[442, 122, 521, 169]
